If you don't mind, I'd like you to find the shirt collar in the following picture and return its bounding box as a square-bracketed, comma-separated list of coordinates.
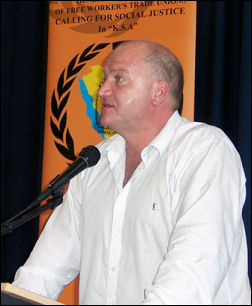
[102, 134, 126, 169]
[101, 110, 185, 166]
[142, 110, 185, 161]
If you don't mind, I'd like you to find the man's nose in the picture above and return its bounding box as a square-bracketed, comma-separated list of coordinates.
[98, 79, 112, 97]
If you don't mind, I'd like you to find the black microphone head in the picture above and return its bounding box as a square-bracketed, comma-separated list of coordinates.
[79, 145, 101, 167]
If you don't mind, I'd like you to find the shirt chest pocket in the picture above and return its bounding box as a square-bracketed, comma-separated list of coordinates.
[124, 177, 173, 233]
[122, 183, 173, 257]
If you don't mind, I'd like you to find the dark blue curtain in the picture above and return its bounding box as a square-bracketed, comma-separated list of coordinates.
[195, 1, 251, 281]
[1, 1, 251, 285]
[1, 1, 48, 282]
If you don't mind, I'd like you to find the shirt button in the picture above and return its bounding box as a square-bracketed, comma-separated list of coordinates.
[113, 232, 120, 239]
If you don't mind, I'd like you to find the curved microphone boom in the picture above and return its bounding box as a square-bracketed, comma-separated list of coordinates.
[1, 146, 100, 236]
[37, 145, 101, 202]
[8, 146, 100, 216]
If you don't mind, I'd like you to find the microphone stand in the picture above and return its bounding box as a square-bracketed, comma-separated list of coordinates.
[1, 145, 101, 238]
[1, 189, 64, 237]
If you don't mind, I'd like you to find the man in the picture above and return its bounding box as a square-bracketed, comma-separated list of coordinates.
[13, 40, 251, 304]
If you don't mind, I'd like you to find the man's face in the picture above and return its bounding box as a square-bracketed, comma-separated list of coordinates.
[97, 44, 155, 135]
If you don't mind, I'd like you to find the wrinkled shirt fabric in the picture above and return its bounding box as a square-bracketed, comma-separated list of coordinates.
[13, 111, 251, 305]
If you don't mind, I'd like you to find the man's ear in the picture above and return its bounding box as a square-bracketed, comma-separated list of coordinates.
[152, 81, 169, 106]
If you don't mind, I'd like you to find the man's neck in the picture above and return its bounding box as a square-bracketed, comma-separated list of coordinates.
[122, 115, 172, 186]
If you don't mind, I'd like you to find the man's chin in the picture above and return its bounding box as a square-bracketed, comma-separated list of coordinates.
[100, 115, 112, 129]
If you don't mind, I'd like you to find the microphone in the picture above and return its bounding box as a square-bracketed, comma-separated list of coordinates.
[22, 145, 100, 211]
[40, 145, 101, 200]
[1, 146, 101, 236]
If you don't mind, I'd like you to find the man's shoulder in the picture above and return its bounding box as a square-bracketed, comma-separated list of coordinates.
[172, 119, 236, 153]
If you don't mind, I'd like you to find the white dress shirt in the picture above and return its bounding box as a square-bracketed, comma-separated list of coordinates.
[13, 111, 251, 305]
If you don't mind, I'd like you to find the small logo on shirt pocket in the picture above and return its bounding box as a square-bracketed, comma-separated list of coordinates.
[152, 202, 158, 211]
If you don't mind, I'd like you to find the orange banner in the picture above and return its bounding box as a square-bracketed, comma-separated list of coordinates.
[41, 1, 196, 304]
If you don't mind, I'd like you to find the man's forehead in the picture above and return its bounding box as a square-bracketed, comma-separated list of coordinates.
[104, 45, 149, 69]
[103, 62, 130, 75]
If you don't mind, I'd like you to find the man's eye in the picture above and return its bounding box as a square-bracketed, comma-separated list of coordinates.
[115, 75, 124, 82]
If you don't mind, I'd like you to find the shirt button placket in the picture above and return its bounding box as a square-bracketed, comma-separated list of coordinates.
[106, 184, 130, 305]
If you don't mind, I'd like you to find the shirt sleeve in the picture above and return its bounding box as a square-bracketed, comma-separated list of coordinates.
[142, 131, 247, 304]
[12, 175, 83, 300]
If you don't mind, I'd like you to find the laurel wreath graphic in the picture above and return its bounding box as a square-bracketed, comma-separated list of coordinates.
[50, 42, 111, 162]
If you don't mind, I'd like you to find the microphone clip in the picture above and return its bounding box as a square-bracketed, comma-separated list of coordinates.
[1, 190, 64, 237]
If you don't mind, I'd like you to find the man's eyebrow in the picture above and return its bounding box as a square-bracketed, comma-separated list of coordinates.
[104, 67, 129, 75]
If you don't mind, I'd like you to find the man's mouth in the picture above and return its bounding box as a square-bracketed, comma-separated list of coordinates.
[102, 102, 114, 108]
